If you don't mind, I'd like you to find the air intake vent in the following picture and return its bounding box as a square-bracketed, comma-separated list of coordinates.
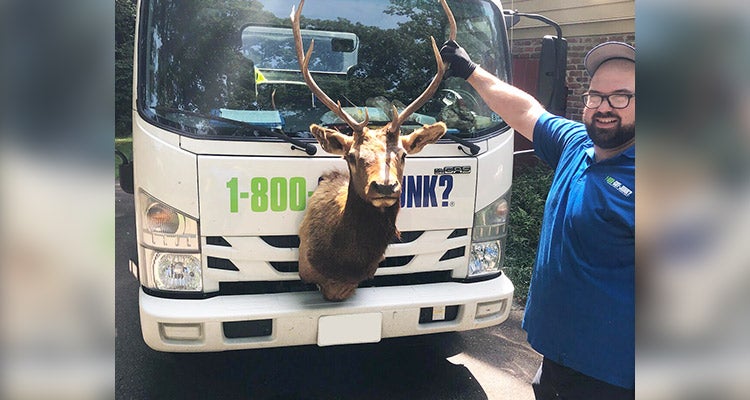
[393, 231, 424, 243]
[219, 280, 319, 295]
[206, 236, 232, 247]
[447, 228, 468, 239]
[378, 255, 414, 268]
[218, 271, 453, 295]
[419, 305, 459, 323]
[269, 254, 414, 273]
[261, 235, 300, 248]
[207, 256, 239, 271]
[439, 246, 465, 261]
[223, 319, 272, 338]
[261, 231, 424, 248]
[269, 261, 298, 273]
[359, 271, 453, 288]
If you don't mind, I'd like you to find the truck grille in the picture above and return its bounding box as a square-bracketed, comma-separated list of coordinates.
[268, 254, 414, 273]
[256, 230, 425, 248]
[217, 270, 454, 295]
[202, 229, 470, 295]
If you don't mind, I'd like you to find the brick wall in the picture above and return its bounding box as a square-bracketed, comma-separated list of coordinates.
[511, 33, 635, 122]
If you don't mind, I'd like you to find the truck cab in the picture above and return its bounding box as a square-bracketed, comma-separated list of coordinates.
[130, 0, 520, 352]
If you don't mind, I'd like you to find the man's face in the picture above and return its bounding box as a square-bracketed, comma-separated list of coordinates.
[583, 59, 636, 149]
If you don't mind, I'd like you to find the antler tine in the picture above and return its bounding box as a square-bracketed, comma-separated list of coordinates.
[441, 0, 457, 42]
[389, 0, 456, 134]
[389, 37, 445, 134]
[291, 0, 368, 132]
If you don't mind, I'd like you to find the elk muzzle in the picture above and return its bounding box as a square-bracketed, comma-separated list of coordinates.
[367, 178, 401, 208]
[370, 181, 399, 196]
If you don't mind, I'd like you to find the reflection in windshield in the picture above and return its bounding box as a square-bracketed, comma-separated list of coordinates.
[242, 26, 358, 74]
[139, 0, 509, 139]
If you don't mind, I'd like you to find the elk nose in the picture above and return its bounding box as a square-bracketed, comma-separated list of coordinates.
[371, 181, 399, 196]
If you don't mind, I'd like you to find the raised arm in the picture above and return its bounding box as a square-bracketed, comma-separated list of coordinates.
[440, 41, 545, 142]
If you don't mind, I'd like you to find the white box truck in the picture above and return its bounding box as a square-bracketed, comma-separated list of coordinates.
[121, 0, 566, 352]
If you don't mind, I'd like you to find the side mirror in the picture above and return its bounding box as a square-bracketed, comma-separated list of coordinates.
[504, 13, 520, 29]
[536, 35, 568, 116]
[116, 150, 134, 194]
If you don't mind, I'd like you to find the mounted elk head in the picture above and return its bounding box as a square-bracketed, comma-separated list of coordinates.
[292, 0, 456, 209]
[294, 0, 456, 301]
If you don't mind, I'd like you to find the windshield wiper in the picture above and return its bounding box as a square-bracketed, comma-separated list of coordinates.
[400, 122, 480, 155]
[152, 107, 317, 155]
[443, 132, 480, 155]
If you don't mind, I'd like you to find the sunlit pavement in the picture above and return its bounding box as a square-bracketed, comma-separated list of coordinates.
[449, 307, 541, 399]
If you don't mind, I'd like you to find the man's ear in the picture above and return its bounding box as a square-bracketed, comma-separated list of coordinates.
[400, 122, 446, 154]
[310, 124, 353, 155]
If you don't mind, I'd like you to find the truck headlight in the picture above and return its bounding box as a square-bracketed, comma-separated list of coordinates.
[139, 191, 199, 251]
[153, 253, 202, 291]
[146, 203, 180, 234]
[138, 190, 202, 292]
[469, 240, 501, 276]
[468, 193, 509, 278]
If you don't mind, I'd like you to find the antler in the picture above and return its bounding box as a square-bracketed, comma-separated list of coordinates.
[388, 0, 457, 134]
[291, 0, 369, 132]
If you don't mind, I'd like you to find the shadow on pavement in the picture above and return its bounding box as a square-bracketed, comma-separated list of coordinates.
[127, 341, 486, 400]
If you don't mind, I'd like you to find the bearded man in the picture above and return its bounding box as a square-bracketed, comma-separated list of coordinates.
[441, 41, 635, 399]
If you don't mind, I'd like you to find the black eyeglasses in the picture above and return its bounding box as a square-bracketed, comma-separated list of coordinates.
[582, 93, 635, 109]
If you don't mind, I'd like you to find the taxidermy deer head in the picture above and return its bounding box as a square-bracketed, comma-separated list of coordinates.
[292, 0, 456, 209]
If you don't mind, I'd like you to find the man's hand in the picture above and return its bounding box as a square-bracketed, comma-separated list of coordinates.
[440, 40, 478, 80]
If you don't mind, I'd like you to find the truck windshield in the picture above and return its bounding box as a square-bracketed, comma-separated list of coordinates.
[138, 0, 510, 139]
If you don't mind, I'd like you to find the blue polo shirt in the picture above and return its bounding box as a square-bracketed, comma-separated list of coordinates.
[522, 112, 635, 389]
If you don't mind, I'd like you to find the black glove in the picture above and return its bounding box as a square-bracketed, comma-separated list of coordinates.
[440, 40, 478, 80]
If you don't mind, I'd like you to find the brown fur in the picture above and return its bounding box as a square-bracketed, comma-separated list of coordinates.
[299, 171, 399, 301]
[298, 123, 446, 301]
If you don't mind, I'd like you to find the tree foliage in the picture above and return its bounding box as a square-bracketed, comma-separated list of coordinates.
[505, 160, 553, 304]
[116, 0, 501, 136]
[139, 0, 456, 117]
[115, 0, 136, 137]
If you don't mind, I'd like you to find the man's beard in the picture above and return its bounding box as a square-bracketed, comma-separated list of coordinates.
[584, 112, 635, 149]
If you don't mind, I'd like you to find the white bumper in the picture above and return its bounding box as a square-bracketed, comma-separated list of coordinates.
[139, 275, 514, 352]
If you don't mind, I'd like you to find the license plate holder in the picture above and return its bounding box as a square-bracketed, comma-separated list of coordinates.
[317, 313, 382, 347]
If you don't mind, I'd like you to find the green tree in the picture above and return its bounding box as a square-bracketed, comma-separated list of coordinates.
[305, 1, 453, 112]
[145, 0, 278, 113]
[115, 0, 136, 137]
[505, 161, 553, 304]
[135, 0, 463, 127]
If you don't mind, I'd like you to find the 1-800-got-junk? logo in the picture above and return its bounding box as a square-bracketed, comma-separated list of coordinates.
[226, 174, 458, 213]
[606, 176, 633, 197]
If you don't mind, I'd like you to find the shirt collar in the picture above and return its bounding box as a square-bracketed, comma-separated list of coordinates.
[621, 143, 635, 159]
[586, 142, 635, 163]
[585, 146, 596, 161]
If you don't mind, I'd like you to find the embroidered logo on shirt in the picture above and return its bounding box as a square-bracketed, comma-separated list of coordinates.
[606, 176, 633, 197]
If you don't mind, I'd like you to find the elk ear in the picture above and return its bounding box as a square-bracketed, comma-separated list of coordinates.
[310, 124, 353, 155]
[400, 122, 446, 154]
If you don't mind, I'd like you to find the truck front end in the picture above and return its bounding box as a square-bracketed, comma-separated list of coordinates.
[132, 0, 516, 351]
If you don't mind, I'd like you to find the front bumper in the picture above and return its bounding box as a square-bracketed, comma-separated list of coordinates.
[139, 275, 514, 352]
